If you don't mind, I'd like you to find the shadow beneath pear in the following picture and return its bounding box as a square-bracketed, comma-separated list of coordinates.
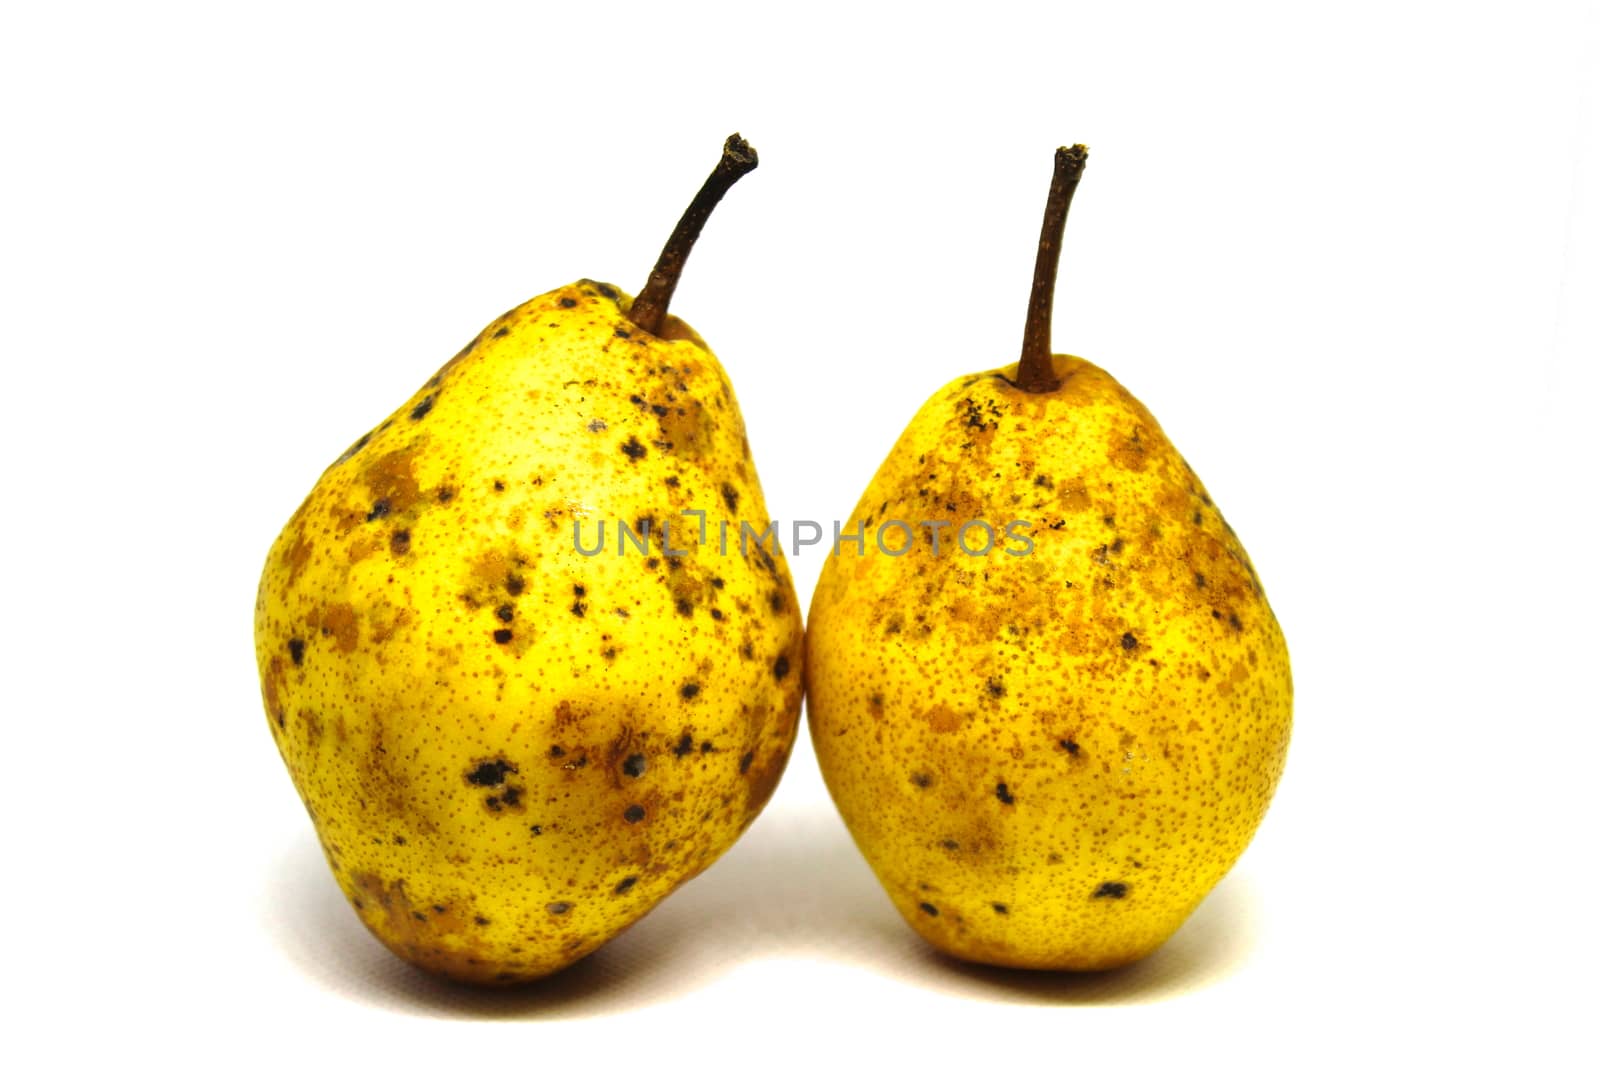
[265, 803, 1258, 1015]
[262, 804, 905, 1018]
[263, 829, 643, 1019]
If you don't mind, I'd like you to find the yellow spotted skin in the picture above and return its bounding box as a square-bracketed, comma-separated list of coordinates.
[254, 281, 803, 985]
[806, 354, 1291, 970]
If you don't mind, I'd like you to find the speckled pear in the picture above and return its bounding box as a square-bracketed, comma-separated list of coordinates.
[254, 136, 803, 984]
[806, 146, 1291, 970]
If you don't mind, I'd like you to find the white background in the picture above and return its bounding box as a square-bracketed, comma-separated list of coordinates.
[3, 0, 1596, 1062]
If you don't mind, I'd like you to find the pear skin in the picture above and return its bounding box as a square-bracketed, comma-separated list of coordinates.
[254, 142, 803, 984]
[805, 147, 1291, 970]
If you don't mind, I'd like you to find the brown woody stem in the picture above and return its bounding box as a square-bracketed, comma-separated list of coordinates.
[627, 134, 759, 335]
[1015, 144, 1088, 393]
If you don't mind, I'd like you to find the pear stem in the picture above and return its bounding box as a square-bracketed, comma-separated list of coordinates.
[627, 134, 759, 336]
[1015, 144, 1088, 394]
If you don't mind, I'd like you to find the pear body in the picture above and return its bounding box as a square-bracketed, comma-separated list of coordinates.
[806, 355, 1290, 970]
[255, 281, 803, 984]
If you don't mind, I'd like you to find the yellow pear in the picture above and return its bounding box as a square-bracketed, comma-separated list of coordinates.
[254, 136, 803, 984]
[806, 146, 1291, 970]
